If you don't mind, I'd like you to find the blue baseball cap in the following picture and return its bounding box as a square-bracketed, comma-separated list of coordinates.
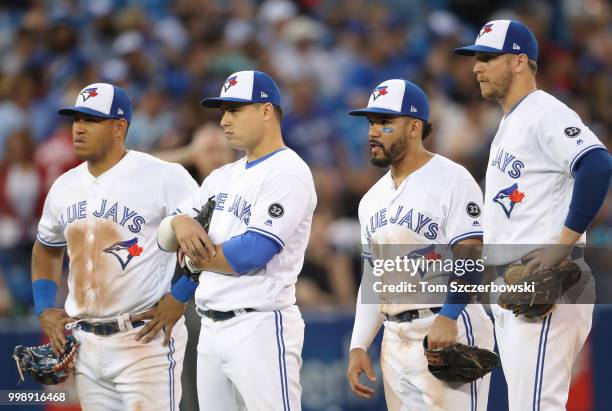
[454, 20, 538, 61]
[348, 79, 429, 122]
[58, 83, 132, 122]
[201, 70, 282, 108]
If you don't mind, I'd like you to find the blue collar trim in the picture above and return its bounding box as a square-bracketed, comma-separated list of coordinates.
[245, 147, 287, 169]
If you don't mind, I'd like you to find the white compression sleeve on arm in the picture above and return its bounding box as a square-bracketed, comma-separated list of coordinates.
[349, 284, 384, 351]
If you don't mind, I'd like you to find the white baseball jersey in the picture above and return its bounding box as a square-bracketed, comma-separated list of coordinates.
[358, 154, 484, 314]
[175, 147, 317, 312]
[37, 150, 198, 318]
[484, 90, 605, 264]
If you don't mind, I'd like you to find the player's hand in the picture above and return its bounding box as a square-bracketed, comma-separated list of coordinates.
[172, 213, 216, 263]
[426, 315, 458, 350]
[525, 245, 572, 274]
[133, 293, 186, 346]
[38, 308, 76, 356]
[347, 348, 376, 399]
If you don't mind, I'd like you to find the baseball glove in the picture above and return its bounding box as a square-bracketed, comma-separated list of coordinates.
[423, 337, 500, 383]
[498, 260, 581, 318]
[13, 335, 78, 385]
[174, 196, 216, 281]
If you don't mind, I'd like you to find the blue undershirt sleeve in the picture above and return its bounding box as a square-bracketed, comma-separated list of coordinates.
[222, 231, 282, 275]
[565, 148, 612, 233]
[439, 259, 484, 321]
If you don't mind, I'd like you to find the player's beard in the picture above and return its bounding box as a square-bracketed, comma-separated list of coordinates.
[370, 137, 408, 168]
[480, 67, 513, 101]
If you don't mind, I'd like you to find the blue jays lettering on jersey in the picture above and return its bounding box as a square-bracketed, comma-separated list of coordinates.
[490, 146, 524, 178]
[364, 205, 439, 244]
[58, 199, 146, 233]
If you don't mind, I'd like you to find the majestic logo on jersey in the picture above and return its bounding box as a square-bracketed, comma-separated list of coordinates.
[372, 86, 389, 101]
[58, 200, 146, 233]
[223, 76, 238, 92]
[364, 206, 439, 243]
[406, 244, 441, 278]
[493, 183, 525, 218]
[490, 147, 524, 179]
[564, 127, 581, 138]
[477, 23, 493, 38]
[103, 237, 143, 270]
[80, 87, 99, 102]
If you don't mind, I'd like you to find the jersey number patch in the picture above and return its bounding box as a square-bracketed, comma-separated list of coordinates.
[466, 202, 481, 218]
[268, 203, 284, 218]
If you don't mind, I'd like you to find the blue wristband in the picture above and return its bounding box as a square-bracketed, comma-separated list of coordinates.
[171, 276, 198, 303]
[33, 279, 58, 317]
[439, 303, 467, 321]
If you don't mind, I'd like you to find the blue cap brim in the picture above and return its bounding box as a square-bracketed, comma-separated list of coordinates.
[57, 107, 116, 119]
[348, 107, 406, 117]
[200, 97, 255, 108]
[453, 45, 504, 56]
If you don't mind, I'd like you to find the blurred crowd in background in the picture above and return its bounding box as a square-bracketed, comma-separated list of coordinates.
[0, 0, 609, 317]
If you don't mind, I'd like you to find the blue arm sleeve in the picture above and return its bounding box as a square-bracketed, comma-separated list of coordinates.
[565, 149, 612, 233]
[222, 231, 282, 275]
[439, 260, 484, 321]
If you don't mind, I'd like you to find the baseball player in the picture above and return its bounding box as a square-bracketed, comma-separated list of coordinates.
[346, 79, 494, 410]
[154, 70, 317, 411]
[454, 20, 612, 410]
[32, 83, 198, 410]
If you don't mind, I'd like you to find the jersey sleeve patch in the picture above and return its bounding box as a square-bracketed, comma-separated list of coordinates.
[268, 203, 284, 218]
[466, 202, 481, 218]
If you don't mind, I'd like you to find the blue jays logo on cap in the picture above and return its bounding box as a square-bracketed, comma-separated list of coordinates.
[372, 86, 389, 101]
[80, 87, 99, 102]
[454, 20, 538, 61]
[477, 23, 493, 39]
[223, 76, 239, 92]
[493, 183, 525, 218]
[103, 237, 143, 270]
[201, 71, 282, 109]
[58, 82, 132, 122]
[348, 79, 429, 122]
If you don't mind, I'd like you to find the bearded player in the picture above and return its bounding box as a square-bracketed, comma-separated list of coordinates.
[346, 79, 494, 410]
[455, 20, 612, 410]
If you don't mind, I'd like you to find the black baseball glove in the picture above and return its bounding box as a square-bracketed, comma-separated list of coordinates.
[498, 259, 581, 318]
[174, 196, 216, 282]
[423, 337, 500, 383]
[13, 335, 78, 385]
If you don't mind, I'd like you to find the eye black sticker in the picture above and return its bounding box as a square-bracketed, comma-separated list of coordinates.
[268, 203, 284, 218]
[466, 202, 481, 218]
[564, 127, 581, 138]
